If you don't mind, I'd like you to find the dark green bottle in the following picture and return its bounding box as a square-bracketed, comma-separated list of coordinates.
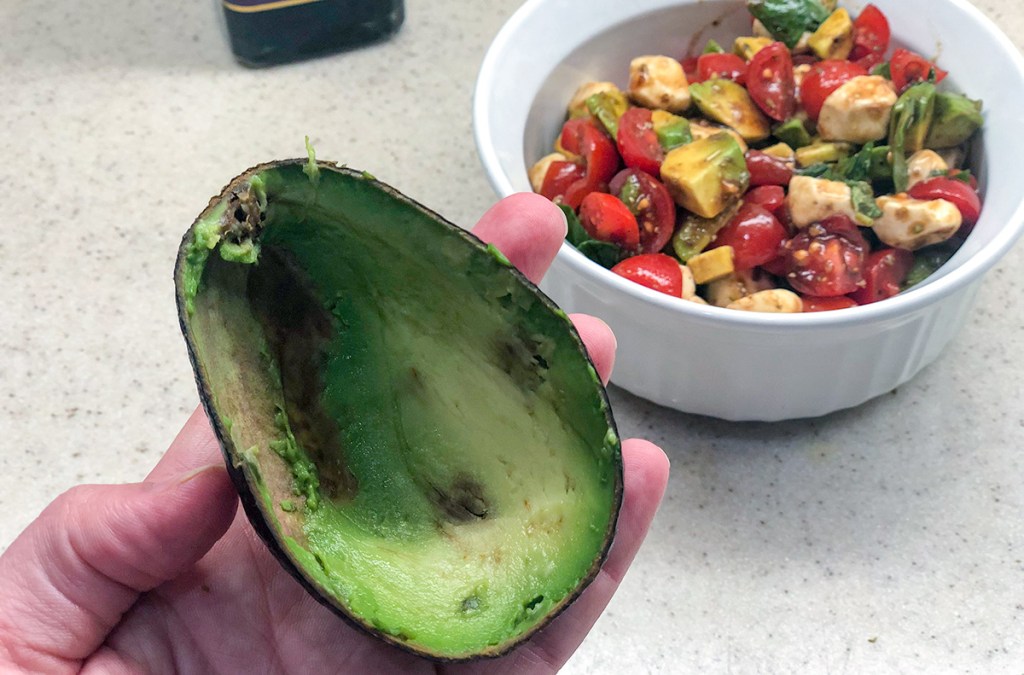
[223, 0, 404, 67]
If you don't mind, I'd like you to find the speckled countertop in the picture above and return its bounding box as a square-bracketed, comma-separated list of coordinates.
[2, 1, 1022, 672]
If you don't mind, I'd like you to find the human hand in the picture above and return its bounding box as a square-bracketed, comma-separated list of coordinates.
[0, 193, 670, 674]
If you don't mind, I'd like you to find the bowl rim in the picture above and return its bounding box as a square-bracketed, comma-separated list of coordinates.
[473, 0, 1024, 329]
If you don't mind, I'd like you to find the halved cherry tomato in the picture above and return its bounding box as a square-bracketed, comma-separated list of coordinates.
[802, 295, 860, 312]
[889, 48, 948, 93]
[746, 42, 796, 121]
[610, 168, 676, 253]
[539, 161, 585, 204]
[745, 150, 794, 187]
[611, 253, 684, 297]
[908, 176, 982, 232]
[681, 55, 701, 83]
[743, 185, 786, 215]
[849, 4, 890, 70]
[780, 215, 867, 296]
[800, 60, 869, 120]
[578, 192, 640, 251]
[709, 203, 788, 270]
[848, 248, 913, 305]
[697, 52, 748, 85]
[559, 118, 621, 208]
[616, 107, 663, 177]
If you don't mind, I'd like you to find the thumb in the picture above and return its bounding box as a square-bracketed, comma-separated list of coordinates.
[0, 463, 237, 673]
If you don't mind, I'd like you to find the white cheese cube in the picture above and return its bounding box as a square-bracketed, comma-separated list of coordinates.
[817, 75, 897, 144]
[629, 56, 691, 113]
[786, 175, 858, 227]
[906, 149, 949, 190]
[873, 195, 962, 250]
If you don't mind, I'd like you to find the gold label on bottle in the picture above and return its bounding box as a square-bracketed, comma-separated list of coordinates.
[223, 0, 322, 13]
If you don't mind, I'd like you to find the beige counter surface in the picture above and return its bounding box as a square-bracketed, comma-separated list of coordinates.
[2, 1, 1023, 671]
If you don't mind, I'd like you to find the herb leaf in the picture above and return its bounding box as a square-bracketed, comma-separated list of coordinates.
[746, 0, 829, 48]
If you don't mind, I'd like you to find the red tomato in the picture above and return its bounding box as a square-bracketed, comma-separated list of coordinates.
[616, 107, 663, 176]
[611, 253, 684, 297]
[945, 169, 979, 191]
[889, 48, 948, 93]
[610, 168, 676, 254]
[559, 118, 621, 208]
[681, 55, 701, 83]
[709, 203, 788, 270]
[849, 4, 890, 70]
[908, 176, 982, 229]
[746, 42, 796, 121]
[848, 248, 914, 305]
[744, 185, 786, 215]
[578, 192, 640, 251]
[780, 215, 867, 296]
[745, 150, 794, 187]
[800, 60, 869, 120]
[802, 295, 859, 312]
[539, 160, 585, 204]
[697, 52, 748, 85]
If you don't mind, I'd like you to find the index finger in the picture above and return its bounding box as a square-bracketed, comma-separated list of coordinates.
[471, 192, 567, 285]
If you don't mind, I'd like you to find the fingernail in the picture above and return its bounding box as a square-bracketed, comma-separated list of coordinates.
[176, 463, 228, 486]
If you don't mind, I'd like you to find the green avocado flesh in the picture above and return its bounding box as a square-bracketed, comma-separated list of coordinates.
[176, 161, 622, 660]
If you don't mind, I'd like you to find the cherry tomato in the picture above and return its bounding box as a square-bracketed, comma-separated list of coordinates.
[697, 52, 748, 85]
[539, 160, 585, 204]
[848, 248, 914, 305]
[889, 48, 948, 93]
[610, 168, 676, 254]
[744, 185, 786, 215]
[578, 192, 640, 251]
[908, 176, 982, 233]
[780, 215, 867, 296]
[746, 42, 796, 121]
[611, 253, 684, 297]
[745, 150, 794, 187]
[946, 169, 978, 191]
[709, 203, 788, 270]
[802, 295, 860, 312]
[681, 55, 701, 83]
[800, 60, 869, 120]
[559, 118, 621, 208]
[616, 107, 663, 177]
[849, 4, 890, 70]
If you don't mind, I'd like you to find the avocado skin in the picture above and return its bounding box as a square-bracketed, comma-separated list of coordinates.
[173, 160, 623, 662]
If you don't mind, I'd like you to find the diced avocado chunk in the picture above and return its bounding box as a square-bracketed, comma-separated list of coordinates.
[773, 117, 812, 148]
[795, 140, 853, 167]
[703, 38, 725, 54]
[807, 8, 853, 60]
[671, 202, 741, 262]
[889, 82, 937, 191]
[925, 93, 983, 149]
[734, 36, 774, 60]
[651, 110, 692, 150]
[690, 78, 772, 141]
[660, 132, 749, 218]
[761, 142, 795, 160]
[688, 246, 736, 284]
[585, 90, 630, 138]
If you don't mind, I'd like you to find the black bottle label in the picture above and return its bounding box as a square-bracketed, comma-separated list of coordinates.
[223, 0, 321, 13]
[222, 0, 404, 67]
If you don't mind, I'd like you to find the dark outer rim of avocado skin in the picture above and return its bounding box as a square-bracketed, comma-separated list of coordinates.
[173, 159, 625, 662]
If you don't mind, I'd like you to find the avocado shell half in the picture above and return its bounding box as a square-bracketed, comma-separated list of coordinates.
[173, 159, 623, 661]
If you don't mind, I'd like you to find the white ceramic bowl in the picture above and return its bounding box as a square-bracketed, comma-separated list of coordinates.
[474, 0, 1024, 421]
